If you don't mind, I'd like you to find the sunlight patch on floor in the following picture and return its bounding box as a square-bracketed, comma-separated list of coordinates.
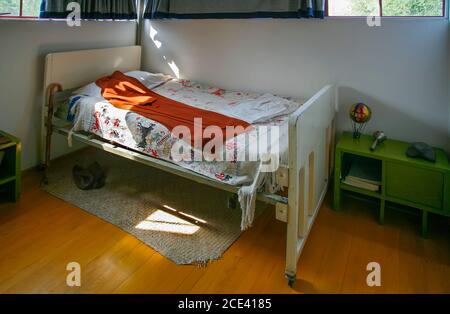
[163, 205, 207, 224]
[135, 209, 200, 235]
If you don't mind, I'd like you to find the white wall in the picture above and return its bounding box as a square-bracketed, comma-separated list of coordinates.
[0, 19, 136, 169]
[141, 18, 449, 152]
[2, 18, 447, 170]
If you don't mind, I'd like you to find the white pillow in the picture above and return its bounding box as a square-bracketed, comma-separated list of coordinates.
[126, 71, 173, 88]
[73, 82, 102, 98]
[73, 71, 173, 97]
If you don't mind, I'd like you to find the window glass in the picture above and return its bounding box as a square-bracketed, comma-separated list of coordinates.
[0, 0, 20, 16]
[382, 0, 443, 17]
[23, 0, 41, 17]
[328, 0, 444, 17]
[328, 0, 380, 16]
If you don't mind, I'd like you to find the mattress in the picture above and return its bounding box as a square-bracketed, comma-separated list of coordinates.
[56, 71, 304, 187]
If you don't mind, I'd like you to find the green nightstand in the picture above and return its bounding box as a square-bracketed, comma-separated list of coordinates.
[333, 132, 450, 237]
[0, 130, 21, 202]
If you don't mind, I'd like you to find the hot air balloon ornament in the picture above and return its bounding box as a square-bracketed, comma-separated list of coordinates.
[349, 103, 372, 139]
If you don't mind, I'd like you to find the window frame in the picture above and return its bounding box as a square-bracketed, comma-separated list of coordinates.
[0, 0, 447, 20]
[326, 0, 448, 19]
[0, 0, 40, 19]
[0, 0, 141, 20]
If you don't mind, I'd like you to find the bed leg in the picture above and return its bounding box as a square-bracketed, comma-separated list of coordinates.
[286, 272, 296, 287]
[285, 167, 304, 289]
[42, 127, 52, 185]
[41, 83, 62, 185]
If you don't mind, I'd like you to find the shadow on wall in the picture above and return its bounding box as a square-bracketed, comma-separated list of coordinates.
[337, 86, 449, 151]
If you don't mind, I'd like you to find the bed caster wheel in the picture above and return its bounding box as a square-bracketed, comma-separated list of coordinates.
[227, 195, 238, 210]
[286, 274, 296, 287]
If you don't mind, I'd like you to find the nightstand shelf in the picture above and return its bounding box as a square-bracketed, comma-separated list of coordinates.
[334, 132, 450, 237]
[0, 175, 17, 186]
[0, 130, 21, 202]
[340, 183, 381, 199]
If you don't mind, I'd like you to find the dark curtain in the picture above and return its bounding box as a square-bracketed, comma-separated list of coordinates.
[40, 0, 138, 20]
[144, 0, 325, 19]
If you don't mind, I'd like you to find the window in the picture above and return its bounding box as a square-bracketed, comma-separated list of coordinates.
[0, 0, 445, 19]
[0, 0, 41, 18]
[328, 0, 445, 17]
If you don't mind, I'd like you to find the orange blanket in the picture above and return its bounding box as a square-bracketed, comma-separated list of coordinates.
[96, 71, 251, 147]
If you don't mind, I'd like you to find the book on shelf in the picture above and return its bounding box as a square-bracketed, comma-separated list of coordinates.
[342, 155, 381, 192]
[342, 177, 379, 192]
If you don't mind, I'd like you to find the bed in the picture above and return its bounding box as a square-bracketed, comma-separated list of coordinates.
[41, 45, 337, 286]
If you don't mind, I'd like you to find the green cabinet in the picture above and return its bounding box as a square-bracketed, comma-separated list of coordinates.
[386, 162, 443, 210]
[0, 130, 21, 202]
[334, 132, 450, 237]
[445, 173, 450, 214]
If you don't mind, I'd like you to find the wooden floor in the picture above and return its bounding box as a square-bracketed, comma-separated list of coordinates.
[0, 170, 449, 294]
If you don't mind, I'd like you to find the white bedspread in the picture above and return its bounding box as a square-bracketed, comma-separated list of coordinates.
[69, 71, 303, 229]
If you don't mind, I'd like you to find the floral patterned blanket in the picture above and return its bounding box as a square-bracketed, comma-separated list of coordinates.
[69, 71, 303, 229]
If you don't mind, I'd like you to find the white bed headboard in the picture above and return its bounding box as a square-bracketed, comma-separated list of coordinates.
[43, 45, 141, 91]
[41, 45, 141, 164]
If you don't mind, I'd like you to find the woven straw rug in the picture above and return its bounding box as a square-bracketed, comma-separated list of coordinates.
[43, 148, 266, 265]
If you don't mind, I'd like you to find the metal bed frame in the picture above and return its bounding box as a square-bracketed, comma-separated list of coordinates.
[41, 46, 337, 286]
